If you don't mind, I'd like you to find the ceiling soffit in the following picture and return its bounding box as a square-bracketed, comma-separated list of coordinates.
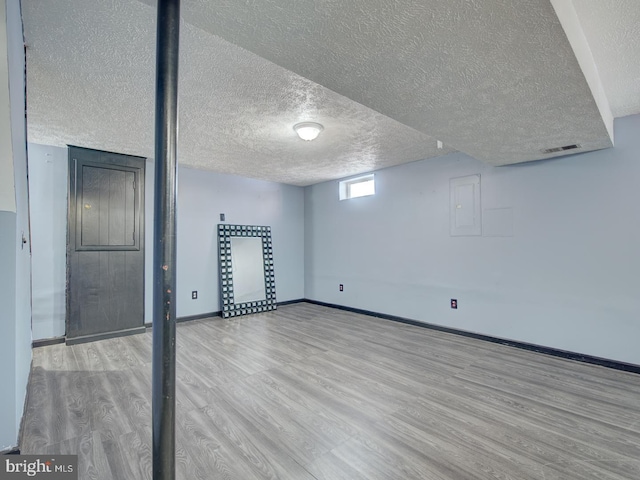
[569, 0, 640, 119]
[139, 0, 613, 165]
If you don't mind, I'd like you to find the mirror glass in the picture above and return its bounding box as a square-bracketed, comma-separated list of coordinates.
[217, 224, 277, 318]
[230, 237, 266, 303]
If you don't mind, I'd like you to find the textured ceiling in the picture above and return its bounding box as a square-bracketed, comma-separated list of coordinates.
[571, 0, 640, 118]
[137, 0, 613, 166]
[21, 0, 635, 186]
[22, 0, 452, 186]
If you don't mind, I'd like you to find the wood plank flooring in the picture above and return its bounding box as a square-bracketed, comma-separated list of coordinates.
[21, 303, 640, 479]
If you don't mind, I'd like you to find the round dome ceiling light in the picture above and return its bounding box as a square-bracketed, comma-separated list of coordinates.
[293, 122, 324, 141]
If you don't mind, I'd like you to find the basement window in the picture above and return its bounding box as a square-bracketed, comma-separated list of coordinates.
[339, 174, 375, 200]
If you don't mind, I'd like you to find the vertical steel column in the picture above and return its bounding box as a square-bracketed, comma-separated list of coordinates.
[152, 0, 180, 479]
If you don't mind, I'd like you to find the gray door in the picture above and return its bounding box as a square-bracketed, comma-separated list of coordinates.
[67, 146, 145, 343]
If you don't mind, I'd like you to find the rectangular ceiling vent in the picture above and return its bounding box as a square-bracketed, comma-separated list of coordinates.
[541, 144, 581, 154]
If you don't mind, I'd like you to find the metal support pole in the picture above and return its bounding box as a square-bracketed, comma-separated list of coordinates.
[152, 0, 180, 479]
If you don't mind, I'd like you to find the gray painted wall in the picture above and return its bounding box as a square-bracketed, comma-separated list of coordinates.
[175, 166, 305, 319]
[305, 114, 640, 365]
[0, 0, 14, 211]
[0, 0, 32, 451]
[28, 145, 68, 339]
[8, 0, 31, 439]
[28, 145, 305, 338]
[0, 211, 17, 450]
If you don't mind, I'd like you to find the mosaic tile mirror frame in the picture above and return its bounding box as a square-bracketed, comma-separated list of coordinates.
[217, 224, 277, 318]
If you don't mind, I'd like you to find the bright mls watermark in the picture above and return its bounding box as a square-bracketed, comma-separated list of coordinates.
[0, 456, 77, 479]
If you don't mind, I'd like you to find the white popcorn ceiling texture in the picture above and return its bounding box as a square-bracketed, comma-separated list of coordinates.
[571, 0, 640, 118]
[22, 0, 637, 186]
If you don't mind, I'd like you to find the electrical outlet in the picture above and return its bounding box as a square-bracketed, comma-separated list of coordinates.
[220, 213, 225, 221]
[339, 284, 344, 292]
[451, 299, 457, 309]
[192, 291, 198, 300]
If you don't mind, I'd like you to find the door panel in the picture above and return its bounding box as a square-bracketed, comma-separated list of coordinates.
[80, 166, 136, 247]
[67, 146, 145, 342]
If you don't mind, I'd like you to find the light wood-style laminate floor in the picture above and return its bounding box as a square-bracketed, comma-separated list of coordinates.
[21, 303, 640, 479]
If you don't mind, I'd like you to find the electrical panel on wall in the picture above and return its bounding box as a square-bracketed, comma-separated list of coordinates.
[450, 175, 481, 236]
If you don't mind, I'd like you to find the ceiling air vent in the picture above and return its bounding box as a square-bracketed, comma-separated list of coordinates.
[541, 144, 581, 154]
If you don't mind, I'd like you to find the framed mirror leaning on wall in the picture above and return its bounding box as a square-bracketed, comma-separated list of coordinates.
[217, 224, 277, 318]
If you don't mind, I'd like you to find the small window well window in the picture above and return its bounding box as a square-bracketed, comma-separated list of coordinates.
[339, 174, 375, 200]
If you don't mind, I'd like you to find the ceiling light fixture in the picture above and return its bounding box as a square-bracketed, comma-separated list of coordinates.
[294, 122, 324, 141]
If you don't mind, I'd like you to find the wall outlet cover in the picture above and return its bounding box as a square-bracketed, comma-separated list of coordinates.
[451, 299, 457, 309]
